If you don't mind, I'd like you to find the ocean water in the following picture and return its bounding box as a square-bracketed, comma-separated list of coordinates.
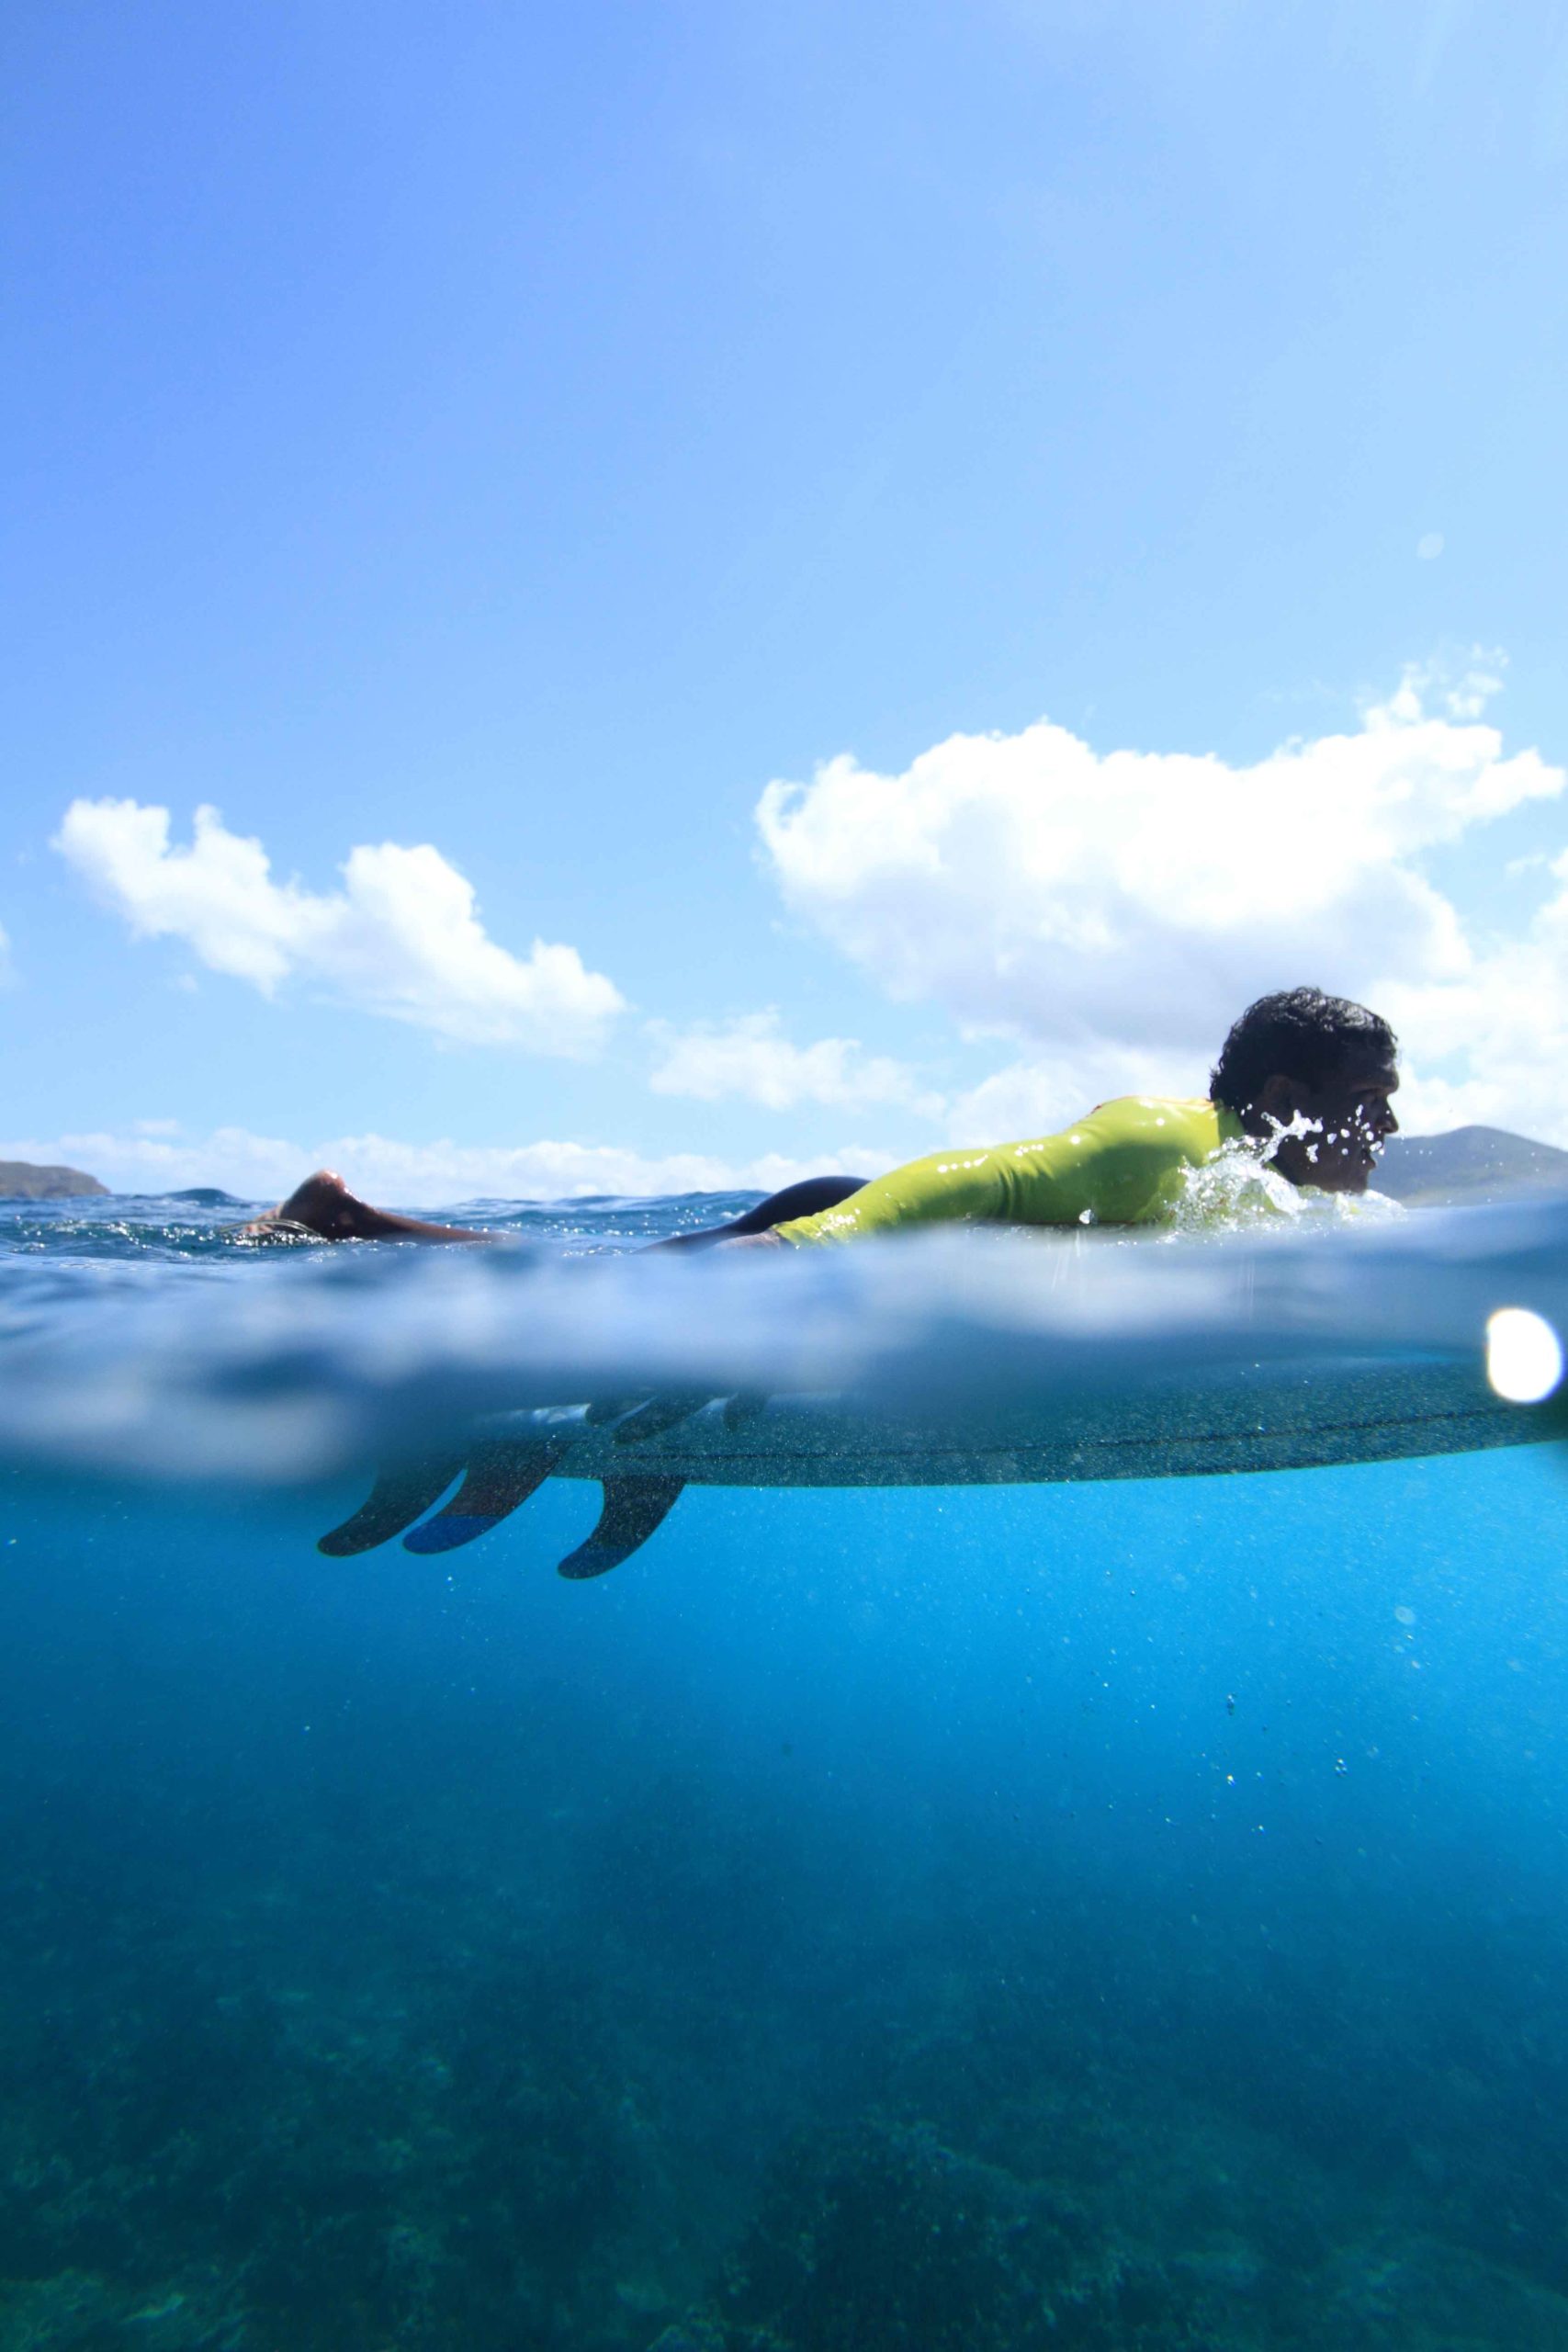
[3, 1190, 1567, 2352]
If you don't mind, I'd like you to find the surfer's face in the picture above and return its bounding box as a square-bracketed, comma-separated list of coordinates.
[1254, 1055, 1400, 1193]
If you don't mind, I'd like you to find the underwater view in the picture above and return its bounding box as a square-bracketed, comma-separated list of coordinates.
[4, 1191, 1567, 2352]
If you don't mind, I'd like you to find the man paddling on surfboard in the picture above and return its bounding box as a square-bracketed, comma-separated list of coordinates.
[762, 987, 1399, 1246]
[252, 988, 1398, 1248]
[310, 988, 1401, 1571]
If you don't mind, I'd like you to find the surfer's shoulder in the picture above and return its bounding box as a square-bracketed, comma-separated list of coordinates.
[1072, 1095, 1220, 1150]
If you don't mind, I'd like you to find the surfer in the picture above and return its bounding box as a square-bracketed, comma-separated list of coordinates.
[250, 988, 1398, 1248]
[312, 989, 1402, 1570]
[766, 987, 1399, 1245]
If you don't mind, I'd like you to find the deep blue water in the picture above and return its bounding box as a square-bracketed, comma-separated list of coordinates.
[3, 1193, 1567, 2349]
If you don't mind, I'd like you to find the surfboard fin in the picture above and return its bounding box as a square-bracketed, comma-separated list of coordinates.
[558, 1476, 686, 1578]
[402, 1431, 573, 1555]
[317, 1454, 466, 1556]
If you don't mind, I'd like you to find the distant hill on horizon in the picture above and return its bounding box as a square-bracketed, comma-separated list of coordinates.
[0, 1159, 111, 1200]
[1376, 1125, 1568, 1207]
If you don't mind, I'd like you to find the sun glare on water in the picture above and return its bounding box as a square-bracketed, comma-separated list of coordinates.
[1485, 1307, 1565, 1405]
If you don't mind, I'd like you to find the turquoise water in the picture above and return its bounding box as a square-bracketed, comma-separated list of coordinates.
[3, 1194, 1567, 2350]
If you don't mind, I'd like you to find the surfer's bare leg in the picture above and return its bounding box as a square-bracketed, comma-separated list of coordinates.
[243, 1170, 497, 1245]
[656, 1173, 866, 1250]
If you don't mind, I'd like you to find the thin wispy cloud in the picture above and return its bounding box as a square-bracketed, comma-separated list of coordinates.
[54, 800, 626, 1055]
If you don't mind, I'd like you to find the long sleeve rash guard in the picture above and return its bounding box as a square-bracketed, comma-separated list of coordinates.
[774, 1096, 1245, 1245]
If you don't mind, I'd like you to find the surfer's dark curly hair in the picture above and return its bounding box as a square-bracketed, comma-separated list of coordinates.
[1210, 989, 1397, 1114]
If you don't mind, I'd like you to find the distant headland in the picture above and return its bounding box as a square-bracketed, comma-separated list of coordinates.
[0, 1159, 111, 1199]
[1375, 1125, 1568, 1208]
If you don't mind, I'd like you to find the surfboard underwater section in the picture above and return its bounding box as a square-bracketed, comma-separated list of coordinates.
[541, 1355, 1540, 1488]
[319, 1352, 1559, 1572]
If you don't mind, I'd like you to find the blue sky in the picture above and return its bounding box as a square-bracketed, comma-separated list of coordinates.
[6, 0, 1568, 1198]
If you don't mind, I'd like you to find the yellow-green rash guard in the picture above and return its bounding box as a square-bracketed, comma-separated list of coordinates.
[774, 1096, 1247, 1245]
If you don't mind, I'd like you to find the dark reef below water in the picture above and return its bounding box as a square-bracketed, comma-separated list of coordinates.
[4, 1709, 1568, 2351]
[657, 2115, 1568, 2352]
[6, 1876, 1568, 2352]
[8, 2098, 1568, 2352]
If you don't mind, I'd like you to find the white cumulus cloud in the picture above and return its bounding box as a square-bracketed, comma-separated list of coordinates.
[53, 799, 626, 1054]
[648, 1011, 944, 1116]
[944, 1043, 1201, 1148]
[757, 663, 1568, 1141]
[1375, 842, 1568, 1144]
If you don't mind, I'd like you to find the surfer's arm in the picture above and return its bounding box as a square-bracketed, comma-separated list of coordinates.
[238, 1171, 498, 1245]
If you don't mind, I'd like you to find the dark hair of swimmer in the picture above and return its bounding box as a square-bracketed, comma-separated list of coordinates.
[1210, 987, 1398, 1114]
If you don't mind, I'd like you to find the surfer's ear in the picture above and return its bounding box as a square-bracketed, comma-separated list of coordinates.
[1252, 1072, 1302, 1131]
